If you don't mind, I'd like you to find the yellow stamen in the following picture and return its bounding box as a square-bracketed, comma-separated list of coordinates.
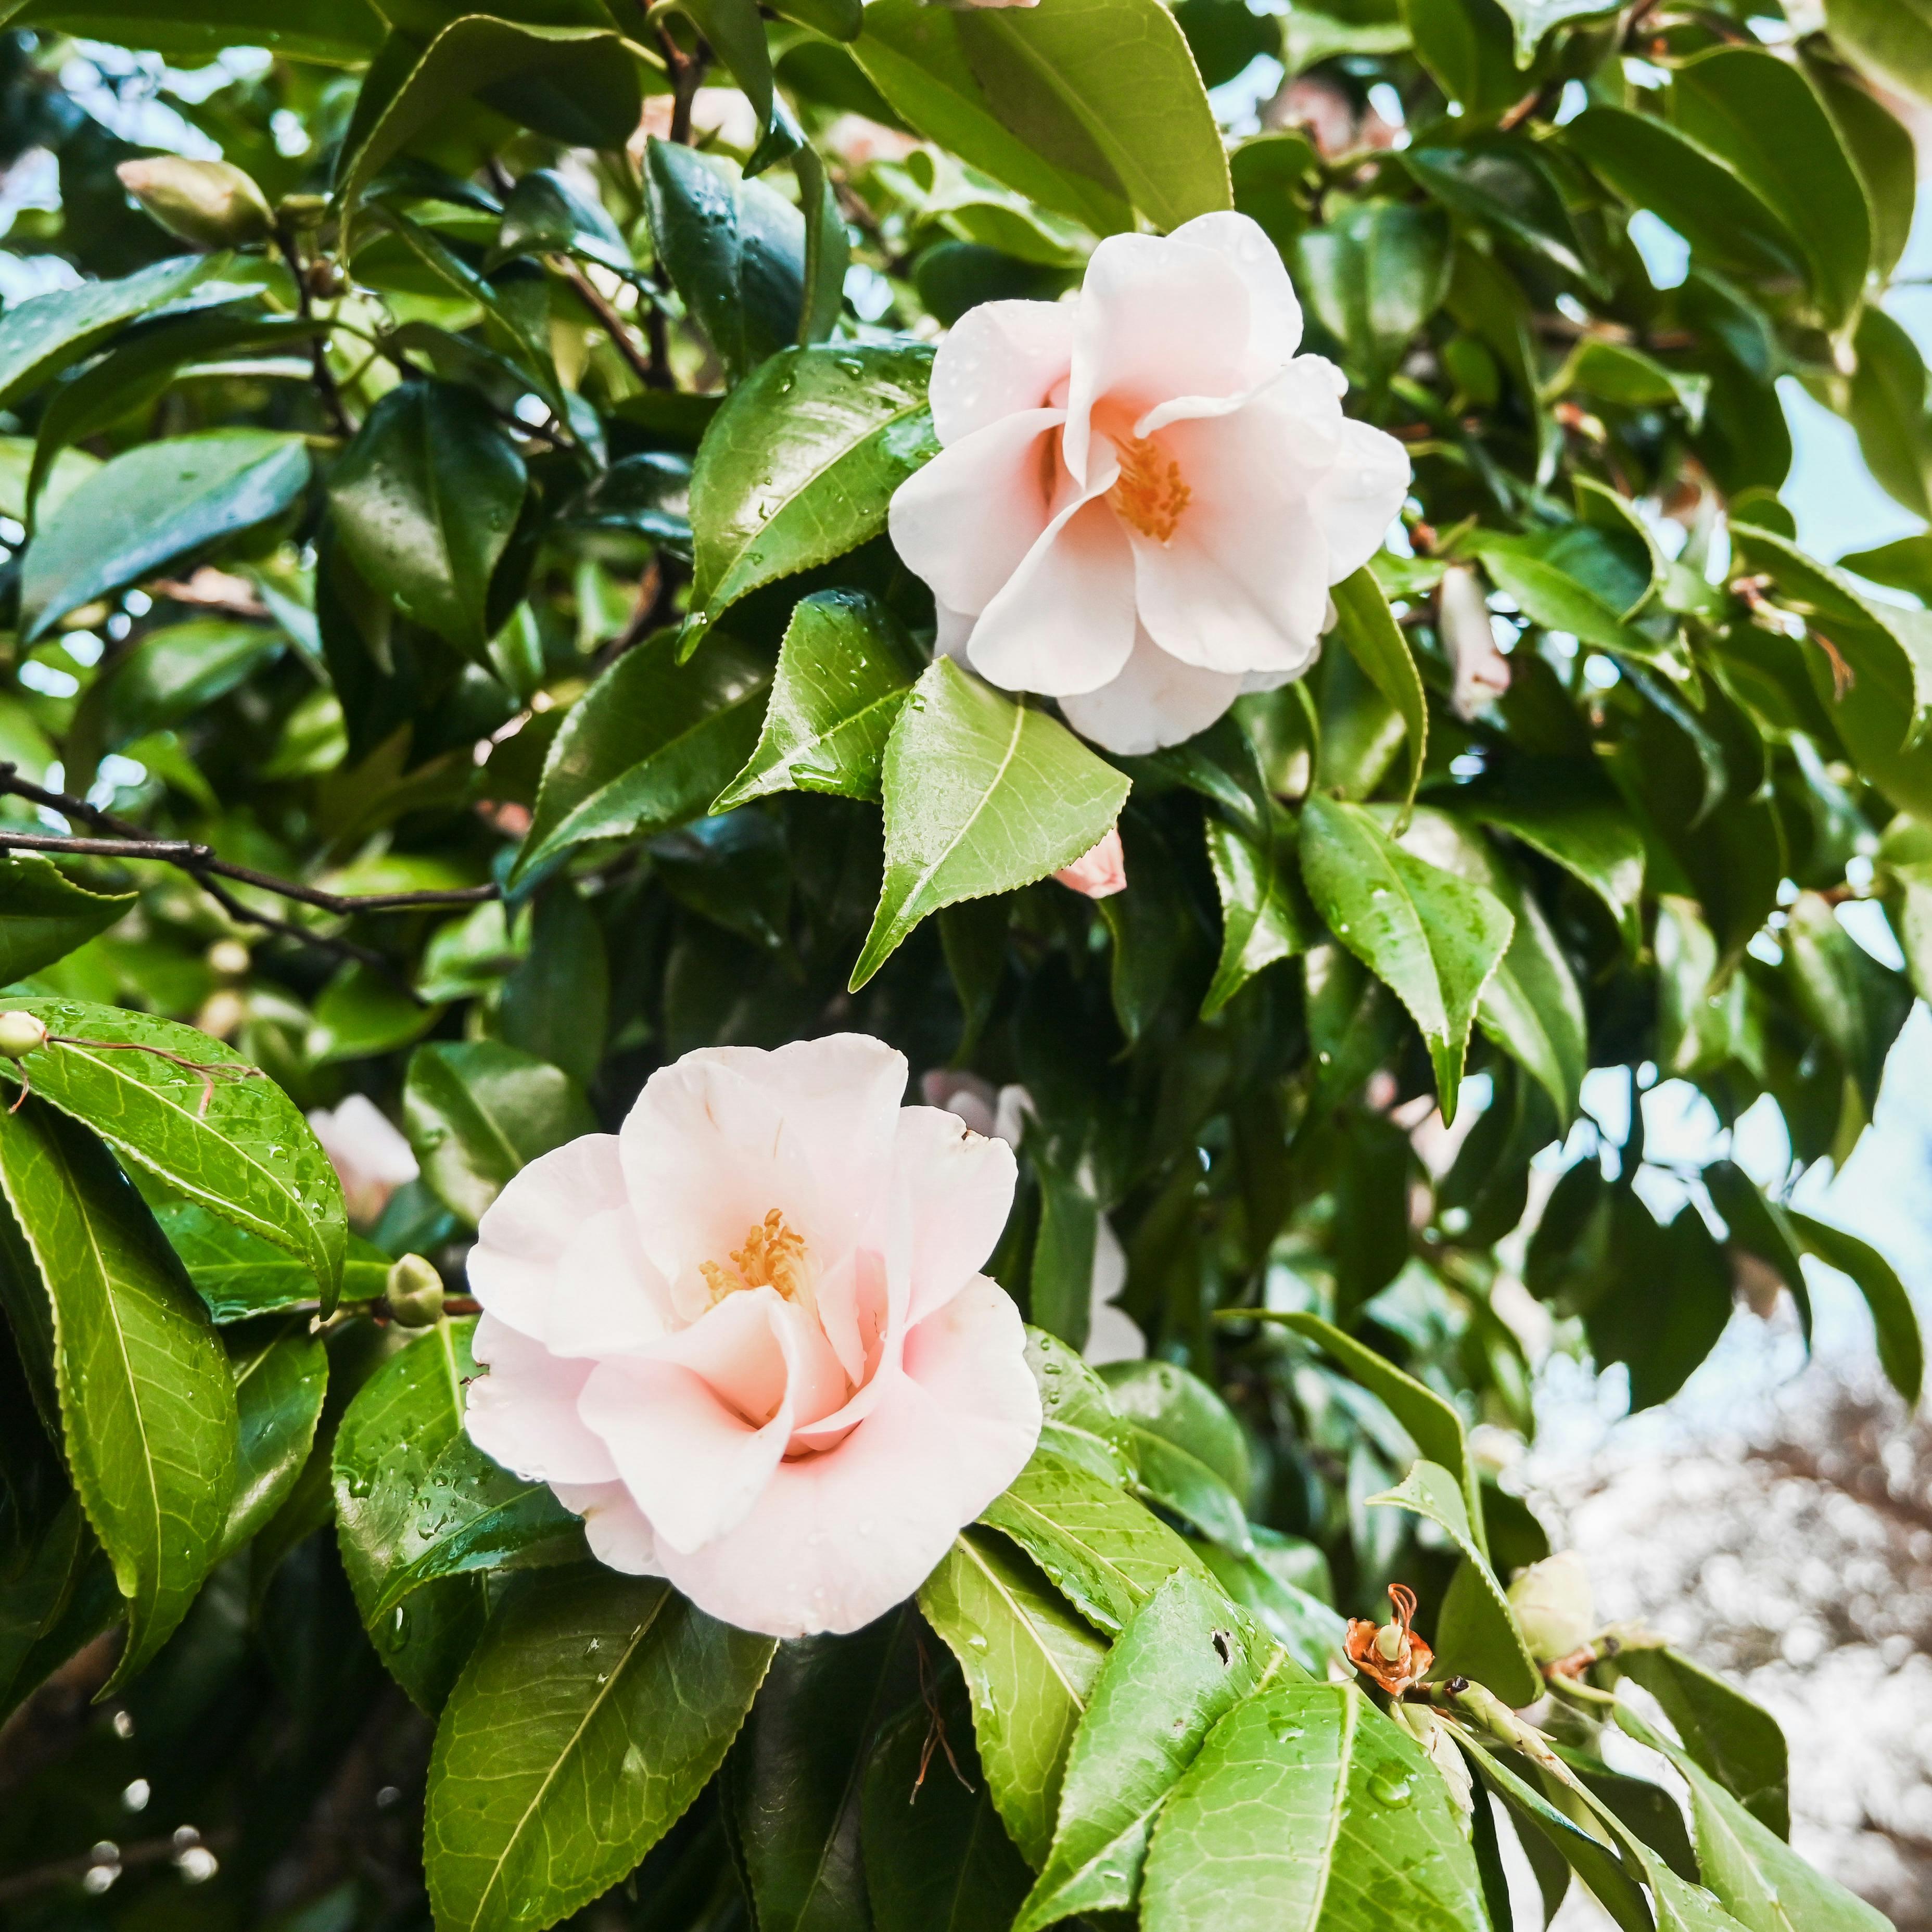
[1108, 434, 1190, 543]
[701, 1209, 814, 1308]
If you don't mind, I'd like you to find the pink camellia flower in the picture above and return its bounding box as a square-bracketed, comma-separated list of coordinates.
[887, 211, 1412, 755]
[1053, 827, 1127, 899]
[462, 1035, 1041, 1638]
[307, 1094, 417, 1228]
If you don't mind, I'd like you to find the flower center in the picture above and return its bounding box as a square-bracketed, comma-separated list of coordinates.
[701, 1209, 815, 1310]
[1107, 433, 1190, 543]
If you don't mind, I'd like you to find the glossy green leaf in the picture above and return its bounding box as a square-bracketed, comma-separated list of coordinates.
[1139, 1680, 1490, 1932]
[981, 1448, 1213, 1635]
[1203, 814, 1314, 1019]
[1671, 47, 1871, 328]
[1367, 1460, 1540, 1705]
[494, 166, 632, 275]
[1826, 0, 1932, 105]
[0, 851, 135, 986]
[1847, 306, 1932, 522]
[220, 1313, 326, 1558]
[1295, 200, 1451, 389]
[1334, 565, 1428, 814]
[1017, 1571, 1280, 1931]
[1701, 1161, 1810, 1330]
[158, 1206, 388, 1324]
[715, 588, 918, 809]
[851, 659, 1131, 988]
[22, 428, 311, 640]
[1298, 795, 1514, 1122]
[1196, 1532, 1349, 1677]
[688, 341, 937, 624]
[336, 18, 640, 229]
[1457, 758, 1645, 949]
[1022, 1330, 1131, 1486]
[85, 618, 282, 753]
[920, 1527, 1108, 1867]
[425, 1567, 776, 1932]
[327, 380, 527, 659]
[334, 1316, 581, 1628]
[644, 137, 805, 384]
[1099, 1358, 1252, 1554]
[1494, 0, 1618, 62]
[402, 1041, 595, 1228]
[1402, 0, 1518, 116]
[0, 252, 240, 410]
[0, 0, 384, 62]
[515, 627, 773, 885]
[0, 1100, 236, 1689]
[1785, 1208, 1924, 1407]
[1408, 143, 1602, 292]
[727, 1610, 912, 1932]
[2, 997, 345, 1302]
[1471, 530, 1664, 662]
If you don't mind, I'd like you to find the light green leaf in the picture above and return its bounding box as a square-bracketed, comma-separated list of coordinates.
[402, 1041, 595, 1228]
[1196, 1532, 1349, 1677]
[1826, 0, 1932, 107]
[1367, 1459, 1540, 1705]
[22, 429, 311, 641]
[220, 1313, 326, 1558]
[327, 380, 527, 660]
[1016, 1572, 1280, 1931]
[644, 137, 805, 384]
[1471, 529, 1669, 662]
[850, 659, 1130, 989]
[2, 997, 345, 1303]
[688, 341, 937, 625]
[1099, 1358, 1252, 1556]
[0, 1101, 236, 1689]
[1785, 1208, 1924, 1408]
[514, 628, 773, 886]
[425, 1567, 775, 1932]
[0, 252, 240, 410]
[919, 1526, 1108, 1867]
[1298, 795, 1514, 1122]
[334, 1316, 582, 1627]
[714, 588, 918, 809]
[0, 1, 383, 63]
[0, 851, 135, 987]
[156, 1205, 388, 1324]
[1671, 47, 1871, 329]
[1294, 200, 1450, 389]
[1203, 815, 1315, 1019]
[1139, 1680, 1490, 1932]
[1334, 565, 1427, 815]
[1027, 1327, 1137, 1486]
[1846, 307, 1932, 523]
[981, 1448, 1213, 1635]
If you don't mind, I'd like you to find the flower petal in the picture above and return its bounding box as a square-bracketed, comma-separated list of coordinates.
[1058, 624, 1244, 754]
[552, 1480, 663, 1575]
[619, 1035, 907, 1316]
[967, 486, 1138, 697]
[930, 298, 1076, 446]
[1168, 211, 1304, 371]
[893, 1105, 1018, 1326]
[1321, 415, 1413, 583]
[1062, 233, 1251, 486]
[654, 1276, 1040, 1636]
[468, 1133, 630, 1341]
[541, 1204, 675, 1358]
[466, 1314, 619, 1485]
[887, 406, 1063, 618]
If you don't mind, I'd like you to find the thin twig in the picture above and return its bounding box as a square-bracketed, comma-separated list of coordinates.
[0, 1831, 237, 1906]
[0, 766, 498, 916]
[557, 257, 658, 388]
[277, 229, 352, 440]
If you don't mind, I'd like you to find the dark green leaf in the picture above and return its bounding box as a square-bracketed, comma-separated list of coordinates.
[715, 589, 918, 809]
[1295, 200, 1451, 389]
[0, 851, 135, 986]
[851, 659, 1130, 988]
[1099, 1358, 1252, 1555]
[22, 429, 311, 640]
[0, 1100, 236, 1689]
[1334, 565, 1428, 815]
[425, 1567, 775, 1932]
[402, 1041, 595, 1228]
[1204, 814, 1316, 1019]
[1785, 1208, 1924, 1407]
[220, 1313, 326, 1558]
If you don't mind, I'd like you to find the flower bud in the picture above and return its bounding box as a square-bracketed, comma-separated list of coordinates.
[116, 158, 273, 250]
[384, 1254, 445, 1328]
[1507, 1550, 1595, 1663]
[0, 1010, 48, 1060]
[1052, 828, 1127, 900]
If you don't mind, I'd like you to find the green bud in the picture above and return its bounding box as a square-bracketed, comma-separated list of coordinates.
[384, 1253, 446, 1328]
[0, 1010, 48, 1060]
[1507, 1551, 1596, 1663]
[116, 157, 273, 249]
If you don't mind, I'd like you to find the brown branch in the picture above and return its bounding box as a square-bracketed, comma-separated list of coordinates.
[556, 257, 659, 388]
[277, 228, 352, 440]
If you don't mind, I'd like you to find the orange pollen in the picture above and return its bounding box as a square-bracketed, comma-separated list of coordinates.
[700, 1209, 814, 1306]
[1108, 433, 1190, 543]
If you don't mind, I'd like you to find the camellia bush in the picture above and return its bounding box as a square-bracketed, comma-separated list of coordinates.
[4, 0, 1932, 1927]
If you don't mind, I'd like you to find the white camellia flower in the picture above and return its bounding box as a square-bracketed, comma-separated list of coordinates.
[462, 1035, 1041, 1638]
[307, 1094, 417, 1227]
[888, 211, 1412, 754]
